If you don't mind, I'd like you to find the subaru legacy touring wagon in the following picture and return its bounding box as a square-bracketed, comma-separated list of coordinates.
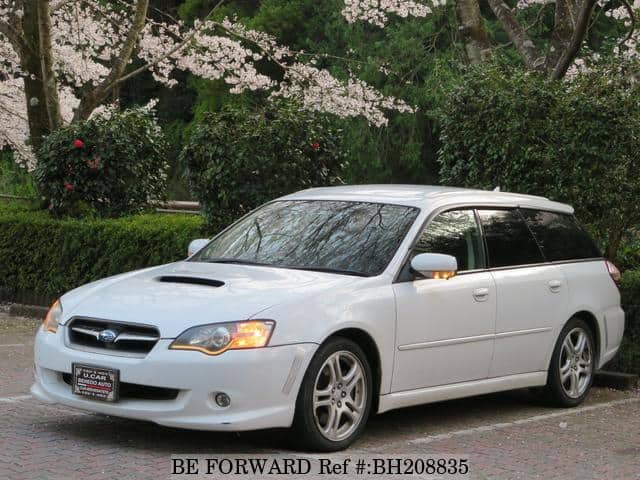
[32, 185, 624, 451]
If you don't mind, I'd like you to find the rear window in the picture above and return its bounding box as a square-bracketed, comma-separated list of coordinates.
[477, 209, 545, 268]
[520, 209, 601, 261]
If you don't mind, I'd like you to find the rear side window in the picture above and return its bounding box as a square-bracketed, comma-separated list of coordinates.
[414, 209, 486, 271]
[520, 209, 601, 261]
[477, 209, 544, 268]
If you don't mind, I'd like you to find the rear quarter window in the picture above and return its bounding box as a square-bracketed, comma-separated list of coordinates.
[520, 209, 601, 261]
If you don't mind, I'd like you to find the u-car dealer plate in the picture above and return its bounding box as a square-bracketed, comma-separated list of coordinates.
[72, 363, 119, 402]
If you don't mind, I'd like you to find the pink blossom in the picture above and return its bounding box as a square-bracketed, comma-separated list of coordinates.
[341, 0, 436, 27]
[0, 1, 425, 169]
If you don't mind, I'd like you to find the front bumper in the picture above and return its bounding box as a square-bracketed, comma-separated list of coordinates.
[32, 326, 317, 431]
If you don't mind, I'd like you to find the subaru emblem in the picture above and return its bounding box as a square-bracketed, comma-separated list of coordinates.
[98, 329, 118, 343]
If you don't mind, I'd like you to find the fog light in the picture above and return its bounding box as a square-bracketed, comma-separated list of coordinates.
[215, 392, 231, 407]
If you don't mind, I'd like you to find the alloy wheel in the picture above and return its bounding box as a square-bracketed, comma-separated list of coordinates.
[312, 350, 367, 442]
[559, 327, 593, 399]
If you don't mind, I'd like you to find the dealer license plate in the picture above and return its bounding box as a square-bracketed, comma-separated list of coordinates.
[72, 363, 119, 402]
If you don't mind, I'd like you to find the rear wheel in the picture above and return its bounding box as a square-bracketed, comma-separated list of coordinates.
[291, 337, 373, 451]
[545, 318, 595, 407]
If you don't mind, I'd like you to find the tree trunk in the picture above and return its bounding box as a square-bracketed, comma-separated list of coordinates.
[487, 0, 545, 71]
[456, 0, 492, 64]
[550, 0, 597, 80]
[544, 0, 574, 73]
[35, 0, 62, 131]
[604, 214, 630, 263]
[606, 229, 624, 263]
[73, 0, 149, 121]
[20, 0, 50, 153]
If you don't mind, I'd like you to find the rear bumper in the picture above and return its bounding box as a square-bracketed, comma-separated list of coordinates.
[599, 305, 625, 368]
[32, 326, 317, 431]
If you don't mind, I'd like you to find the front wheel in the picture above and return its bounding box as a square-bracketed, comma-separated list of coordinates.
[291, 337, 373, 451]
[544, 318, 596, 407]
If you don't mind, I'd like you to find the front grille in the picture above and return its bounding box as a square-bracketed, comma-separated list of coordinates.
[67, 318, 160, 356]
[62, 373, 179, 401]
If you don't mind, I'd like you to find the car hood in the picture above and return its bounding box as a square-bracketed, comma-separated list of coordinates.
[60, 261, 360, 337]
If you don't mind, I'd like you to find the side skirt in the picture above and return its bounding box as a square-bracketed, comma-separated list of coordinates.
[377, 372, 547, 414]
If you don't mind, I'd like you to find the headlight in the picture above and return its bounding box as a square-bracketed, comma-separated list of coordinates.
[43, 299, 63, 333]
[169, 320, 275, 355]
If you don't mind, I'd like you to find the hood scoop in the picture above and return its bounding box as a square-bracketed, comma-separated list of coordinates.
[157, 276, 225, 288]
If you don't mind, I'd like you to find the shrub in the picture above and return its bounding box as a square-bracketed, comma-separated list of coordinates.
[181, 100, 347, 227]
[0, 203, 209, 304]
[617, 238, 640, 272]
[606, 270, 640, 374]
[621, 270, 640, 309]
[438, 62, 640, 261]
[35, 107, 169, 217]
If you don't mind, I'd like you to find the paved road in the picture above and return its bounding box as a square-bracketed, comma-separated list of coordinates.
[0, 312, 639, 479]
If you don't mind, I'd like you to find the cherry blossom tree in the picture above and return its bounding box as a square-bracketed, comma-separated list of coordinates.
[1, 0, 638, 171]
[0, 0, 414, 169]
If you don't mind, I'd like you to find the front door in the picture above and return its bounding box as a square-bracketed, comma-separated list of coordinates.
[391, 209, 496, 392]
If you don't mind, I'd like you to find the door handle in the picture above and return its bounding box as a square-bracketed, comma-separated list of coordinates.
[548, 280, 563, 293]
[473, 288, 490, 302]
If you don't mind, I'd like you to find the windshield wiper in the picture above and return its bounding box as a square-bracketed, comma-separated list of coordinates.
[204, 258, 269, 266]
[286, 266, 370, 277]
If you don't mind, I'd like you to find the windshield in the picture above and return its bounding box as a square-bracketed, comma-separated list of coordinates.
[192, 200, 419, 276]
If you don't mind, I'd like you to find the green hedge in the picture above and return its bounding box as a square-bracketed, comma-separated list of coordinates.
[437, 63, 640, 258]
[0, 205, 206, 305]
[609, 270, 640, 374]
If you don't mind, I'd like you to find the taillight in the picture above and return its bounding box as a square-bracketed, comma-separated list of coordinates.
[605, 260, 621, 288]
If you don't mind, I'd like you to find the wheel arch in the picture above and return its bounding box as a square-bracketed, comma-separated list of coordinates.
[568, 310, 601, 364]
[323, 328, 382, 415]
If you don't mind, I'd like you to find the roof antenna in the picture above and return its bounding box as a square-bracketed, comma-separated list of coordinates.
[493, 186, 501, 192]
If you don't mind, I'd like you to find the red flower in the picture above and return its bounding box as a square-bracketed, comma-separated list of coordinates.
[312, 142, 320, 151]
[73, 138, 85, 149]
[64, 182, 74, 192]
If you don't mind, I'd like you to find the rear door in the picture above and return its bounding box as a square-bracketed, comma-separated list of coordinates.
[519, 209, 619, 360]
[478, 209, 569, 378]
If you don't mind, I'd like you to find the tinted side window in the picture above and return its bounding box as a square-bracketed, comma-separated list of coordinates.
[414, 210, 486, 271]
[520, 209, 601, 261]
[477, 209, 544, 268]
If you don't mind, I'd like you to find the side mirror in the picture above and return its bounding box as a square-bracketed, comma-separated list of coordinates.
[410, 253, 458, 280]
[188, 239, 209, 257]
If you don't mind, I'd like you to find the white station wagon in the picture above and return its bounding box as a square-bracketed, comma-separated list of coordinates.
[32, 185, 625, 451]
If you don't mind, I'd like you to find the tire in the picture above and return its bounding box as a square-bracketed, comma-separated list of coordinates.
[544, 317, 596, 407]
[291, 337, 373, 452]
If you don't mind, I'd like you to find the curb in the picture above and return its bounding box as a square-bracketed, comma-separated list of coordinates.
[1, 303, 48, 320]
[594, 370, 639, 391]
